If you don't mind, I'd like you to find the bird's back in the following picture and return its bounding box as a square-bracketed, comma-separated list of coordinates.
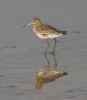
[36, 24, 59, 33]
[34, 23, 67, 35]
[33, 22, 67, 39]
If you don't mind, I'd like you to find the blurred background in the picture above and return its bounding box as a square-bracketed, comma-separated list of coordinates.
[0, 0, 87, 100]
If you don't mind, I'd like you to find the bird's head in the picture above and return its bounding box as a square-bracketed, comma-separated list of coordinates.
[31, 17, 41, 25]
[22, 17, 41, 28]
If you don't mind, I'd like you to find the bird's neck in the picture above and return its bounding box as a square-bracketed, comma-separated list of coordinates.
[34, 22, 42, 27]
[33, 22, 42, 33]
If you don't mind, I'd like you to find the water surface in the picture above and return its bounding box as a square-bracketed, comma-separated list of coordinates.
[0, 0, 87, 100]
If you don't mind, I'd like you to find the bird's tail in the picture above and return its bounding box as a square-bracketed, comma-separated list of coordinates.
[62, 31, 67, 35]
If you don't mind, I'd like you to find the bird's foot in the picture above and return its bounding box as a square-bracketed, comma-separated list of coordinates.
[47, 51, 55, 55]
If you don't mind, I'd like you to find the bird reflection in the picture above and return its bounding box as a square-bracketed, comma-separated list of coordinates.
[35, 53, 68, 89]
[44, 52, 57, 68]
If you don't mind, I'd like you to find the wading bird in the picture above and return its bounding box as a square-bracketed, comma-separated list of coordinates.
[23, 17, 67, 54]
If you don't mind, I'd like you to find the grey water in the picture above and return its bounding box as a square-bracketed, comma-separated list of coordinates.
[0, 0, 87, 100]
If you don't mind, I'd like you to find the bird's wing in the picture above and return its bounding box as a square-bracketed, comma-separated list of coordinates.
[42, 24, 67, 35]
[41, 24, 59, 33]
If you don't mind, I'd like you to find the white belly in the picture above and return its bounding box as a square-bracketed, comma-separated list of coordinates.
[33, 27, 48, 39]
[33, 27, 63, 39]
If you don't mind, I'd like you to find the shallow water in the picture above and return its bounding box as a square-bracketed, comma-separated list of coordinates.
[0, 0, 87, 100]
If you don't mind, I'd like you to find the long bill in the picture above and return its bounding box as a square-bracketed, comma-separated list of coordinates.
[22, 22, 32, 28]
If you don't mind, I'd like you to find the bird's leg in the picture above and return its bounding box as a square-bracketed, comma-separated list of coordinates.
[44, 39, 50, 55]
[47, 39, 57, 54]
[44, 53, 50, 67]
[52, 38, 57, 54]
[52, 53, 57, 68]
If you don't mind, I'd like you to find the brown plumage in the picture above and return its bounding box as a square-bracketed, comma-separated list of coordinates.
[34, 23, 67, 36]
[24, 17, 67, 54]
